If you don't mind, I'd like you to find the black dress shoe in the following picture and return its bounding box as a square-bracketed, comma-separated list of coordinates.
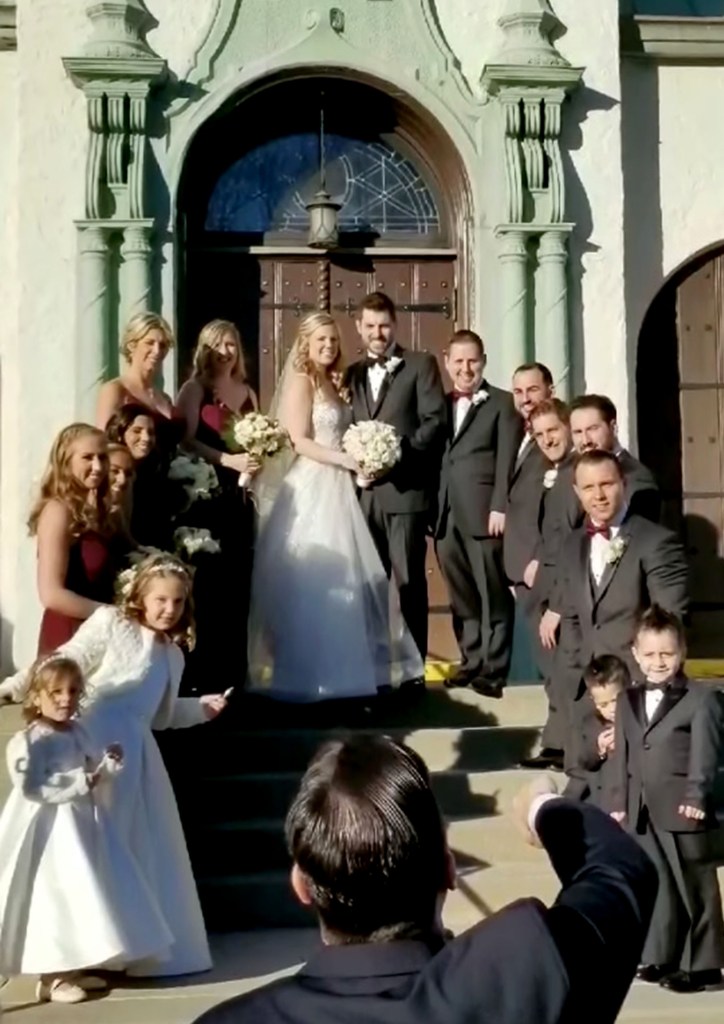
[470, 677, 505, 699]
[636, 964, 673, 984]
[443, 668, 475, 690]
[519, 749, 564, 770]
[660, 969, 723, 993]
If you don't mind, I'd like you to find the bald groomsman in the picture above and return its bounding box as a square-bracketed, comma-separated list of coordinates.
[436, 331, 522, 698]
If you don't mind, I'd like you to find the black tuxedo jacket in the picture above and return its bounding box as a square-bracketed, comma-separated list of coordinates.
[564, 695, 615, 806]
[346, 346, 446, 514]
[436, 383, 522, 538]
[503, 437, 550, 586]
[193, 800, 656, 1024]
[607, 677, 724, 833]
[557, 513, 689, 676]
[618, 448, 660, 523]
[532, 455, 583, 607]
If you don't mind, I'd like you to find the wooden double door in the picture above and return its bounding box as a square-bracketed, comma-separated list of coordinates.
[183, 250, 459, 661]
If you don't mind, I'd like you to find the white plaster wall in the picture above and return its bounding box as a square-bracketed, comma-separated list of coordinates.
[6, 0, 89, 665]
[0, 49, 19, 672]
[146, 0, 216, 79]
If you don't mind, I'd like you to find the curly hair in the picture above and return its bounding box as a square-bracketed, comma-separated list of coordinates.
[192, 319, 248, 389]
[117, 553, 196, 650]
[22, 655, 85, 725]
[290, 313, 347, 399]
[120, 312, 175, 365]
[28, 424, 112, 539]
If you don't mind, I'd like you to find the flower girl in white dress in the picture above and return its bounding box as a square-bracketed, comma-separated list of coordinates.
[0, 554, 230, 978]
[0, 656, 172, 1004]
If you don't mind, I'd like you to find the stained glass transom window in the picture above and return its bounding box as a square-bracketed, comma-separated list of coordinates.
[205, 133, 441, 238]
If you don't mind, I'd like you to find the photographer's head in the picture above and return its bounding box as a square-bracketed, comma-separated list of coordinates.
[286, 735, 454, 945]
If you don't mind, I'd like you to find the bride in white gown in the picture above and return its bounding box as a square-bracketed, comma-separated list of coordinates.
[247, 313, 423, 701]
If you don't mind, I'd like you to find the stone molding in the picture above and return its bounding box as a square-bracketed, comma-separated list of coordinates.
[621, 16, 724, 61]
[0, 1, 16, 52]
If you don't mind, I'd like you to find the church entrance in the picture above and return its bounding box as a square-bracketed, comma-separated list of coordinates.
[637, 245, 724, 656]
[177, 75, 470, 663]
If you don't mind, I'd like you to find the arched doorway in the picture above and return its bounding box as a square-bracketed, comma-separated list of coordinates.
[637, 246, 724, 656]
[176, 74, 471, 662]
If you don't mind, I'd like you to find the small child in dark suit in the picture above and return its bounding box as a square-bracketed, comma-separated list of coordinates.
[608, 605, 724, 994]
[564, 655, 630, 807]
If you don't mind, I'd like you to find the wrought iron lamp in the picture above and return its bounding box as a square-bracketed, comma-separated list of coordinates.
[306, 97, 341, 249]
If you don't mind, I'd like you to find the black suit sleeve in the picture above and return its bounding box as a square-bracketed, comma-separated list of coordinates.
[686, 688, 724, 810]
[492, 395, 524, 514]
[409, 354, 446, 453]
[642, 527, 689, 620]
[537, 799, 657, 1024]
[606, 693, 628, 815]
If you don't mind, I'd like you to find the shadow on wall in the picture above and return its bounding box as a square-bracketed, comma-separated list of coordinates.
[621, 59, 663, 452]
[560, 87, 618, 397]
[682, 513, 724, 659]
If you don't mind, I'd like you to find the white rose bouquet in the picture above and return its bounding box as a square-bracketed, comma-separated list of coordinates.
[223, 412, 290, 487]
[173, 527, 221, 559]
[342, 421, 402, 487]
[168, 454, 219, 509]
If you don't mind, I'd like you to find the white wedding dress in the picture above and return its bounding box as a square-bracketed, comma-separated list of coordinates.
[248, 391, 423, 701]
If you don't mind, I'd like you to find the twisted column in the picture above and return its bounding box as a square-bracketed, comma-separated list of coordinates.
[76, 223, 111, 420]
[536, 228, 571, 398]
[497, 228, 530, 380]
[121, 222, 153, 321]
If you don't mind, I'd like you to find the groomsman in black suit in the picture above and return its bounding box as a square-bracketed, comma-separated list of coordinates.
[503, 363, 554, 609]
[346, 292, 446, 669]
[436, 330, 523, 698]
[569, 395, 660, 522]
[556, 449, 688, 705]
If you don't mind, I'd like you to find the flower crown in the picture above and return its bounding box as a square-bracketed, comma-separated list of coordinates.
[116, 556, 192, 601]
[33, 652, 74, 675]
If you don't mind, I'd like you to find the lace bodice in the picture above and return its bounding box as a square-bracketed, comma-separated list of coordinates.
[312, 392, 352, 450]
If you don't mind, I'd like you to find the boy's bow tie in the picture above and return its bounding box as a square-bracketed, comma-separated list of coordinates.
[586, 521, 611, 539]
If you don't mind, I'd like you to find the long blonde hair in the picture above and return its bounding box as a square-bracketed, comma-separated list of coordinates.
[192, 319, 247, 389]
[22, 656, 85, 724]
[28, 424, 111, 538]
[116, 553, 196, 650]
[290, 312, 346, 395]
[120, 312, 175, 364]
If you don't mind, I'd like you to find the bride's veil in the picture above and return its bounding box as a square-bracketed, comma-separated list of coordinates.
[250, 346, 298, 526]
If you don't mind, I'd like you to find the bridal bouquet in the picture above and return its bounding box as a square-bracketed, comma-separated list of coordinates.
[223, 412, 289, 487]
[173, 526, 221, 559]
[168, 454, 219, 509]
[342, 421, 402, 487]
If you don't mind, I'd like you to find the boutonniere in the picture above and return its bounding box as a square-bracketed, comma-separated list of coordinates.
[472, 388, 489, 406]
[543, 468, 558, 489]
[605, 536, 627, 565]
[385, 355, 403, 376]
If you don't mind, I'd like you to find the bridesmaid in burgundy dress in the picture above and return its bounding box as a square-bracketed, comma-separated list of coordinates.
[176, 320, 260, 687]
[28, 424, 118, 655]
[95, 311, 184, 458]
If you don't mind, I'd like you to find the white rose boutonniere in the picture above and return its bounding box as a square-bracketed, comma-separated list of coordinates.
[605, 536, 627, 565]
[472, 388, 489, 407]
[543, 468, 558, 489]
[385, 355, 403, 376]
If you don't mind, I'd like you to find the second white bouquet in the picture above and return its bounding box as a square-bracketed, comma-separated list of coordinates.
[223, 411, 289, 487]
[168, 454, 219, 509]
[342, 421, 402, 487]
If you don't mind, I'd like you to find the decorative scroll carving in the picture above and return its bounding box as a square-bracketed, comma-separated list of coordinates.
[317, 259, 331, 313]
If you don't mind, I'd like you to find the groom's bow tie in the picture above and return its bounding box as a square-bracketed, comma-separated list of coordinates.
[451, 390, 473, 402]
[585, 521, 611, 540]
[366, 356, 386, 368]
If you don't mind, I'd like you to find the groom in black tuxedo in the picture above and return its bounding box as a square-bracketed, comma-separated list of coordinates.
[436, 330, 522, 697]
[346, 292, 446, 666]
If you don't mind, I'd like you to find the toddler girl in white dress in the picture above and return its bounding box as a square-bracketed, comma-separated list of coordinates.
[0, 655, 172, 1004]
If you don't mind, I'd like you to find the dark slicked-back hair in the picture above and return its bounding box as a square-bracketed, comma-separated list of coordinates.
[584, 654, 631, 692]
[573, 448, 623, 478]
[635, 604, 686, 648]
[569, 394, 617, 424]
[530, 397, 570, 425]
[357, 291, 397, 321]
[513, 361, 553, 387]
[285, 735, 448, 944]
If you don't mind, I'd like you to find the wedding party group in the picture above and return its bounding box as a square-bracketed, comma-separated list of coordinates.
[0, 286, 721, 1008]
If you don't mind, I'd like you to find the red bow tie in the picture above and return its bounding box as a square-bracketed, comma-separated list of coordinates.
[452, 390, 474, 402]
[586, 522, 611, 540]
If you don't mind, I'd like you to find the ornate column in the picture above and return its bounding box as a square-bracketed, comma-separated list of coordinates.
[536, 228, 572, 397]
[482, 0, 583, 384]
[63, 2, 166, 405]
[76, 223, 111, 420]
[496, 228, 530, 376]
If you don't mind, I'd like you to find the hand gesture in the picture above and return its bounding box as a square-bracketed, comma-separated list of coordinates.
[104, 743, 124, 764]
[678, 804, 706, 821]
[338, 452, 360, 474]
[199, 693, 229, 721]
[539, 609, 561, 650]
[225, 453, 261, 477]
[610, 811, 626, 824]
[523, 560, 539, 590]
[511, 774, 560, 849]
[488, 511, 506, 537]
[597, 727, 614, 757]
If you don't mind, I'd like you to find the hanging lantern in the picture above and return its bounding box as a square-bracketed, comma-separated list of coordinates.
[307, 188, 341, 249]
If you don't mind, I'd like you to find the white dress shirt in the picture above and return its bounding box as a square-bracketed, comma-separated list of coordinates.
[644, 687, 665, 722]
[367, 345, 396, 403]
[588, 508, 627, 585]
[453, 395, 473, 436]
[517, 433, 532, 461]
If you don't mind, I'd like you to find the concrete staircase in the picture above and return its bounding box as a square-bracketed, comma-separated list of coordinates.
[158, 682, 723, 934]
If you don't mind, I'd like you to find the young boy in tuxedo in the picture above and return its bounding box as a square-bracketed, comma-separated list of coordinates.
[564, 655, 630, 806]
[608, 605, 724, 993]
